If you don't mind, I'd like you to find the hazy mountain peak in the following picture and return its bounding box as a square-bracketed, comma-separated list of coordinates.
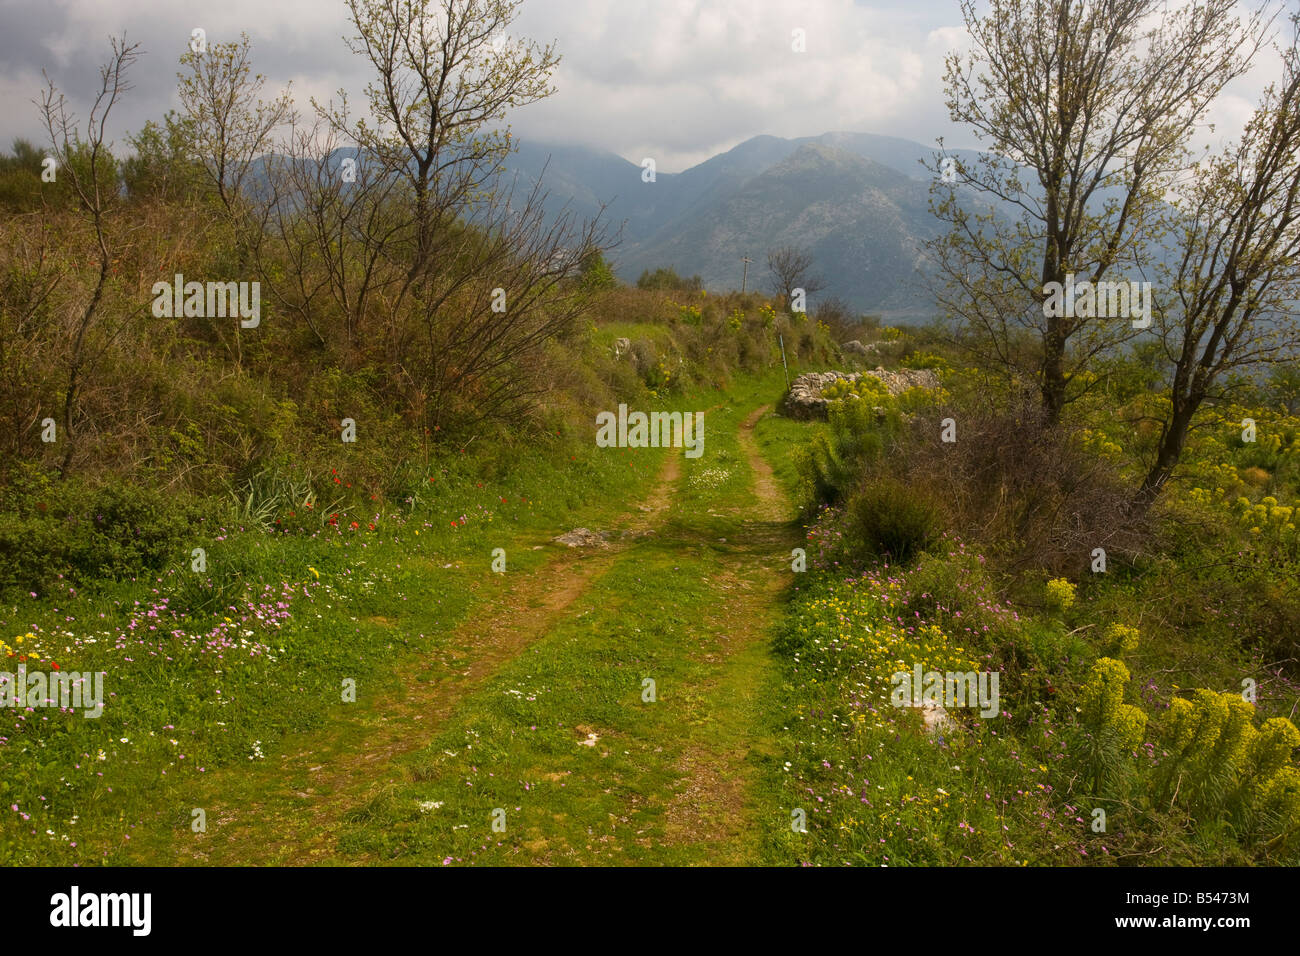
[501, 131, 952, 316]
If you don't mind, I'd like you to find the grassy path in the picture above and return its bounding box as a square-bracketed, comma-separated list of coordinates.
[657, 405, 792, 863]
[126, 392, 798, 866]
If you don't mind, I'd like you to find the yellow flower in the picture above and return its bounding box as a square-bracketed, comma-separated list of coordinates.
[1114, 704, 1147, 749]
[1246, 717, 1300, 783]
[307, 566, 320, 580]
[1104, 623, 1140, 655]
[1045, 577, 1076, 612]
[1081, 657, 1130, 727]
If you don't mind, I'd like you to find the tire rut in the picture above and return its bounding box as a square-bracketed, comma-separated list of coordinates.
[173, 452, 684, 865]
[659, 404, 796, 864]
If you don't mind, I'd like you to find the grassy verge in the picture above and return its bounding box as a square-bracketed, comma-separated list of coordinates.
[758, 387, 1300, 867]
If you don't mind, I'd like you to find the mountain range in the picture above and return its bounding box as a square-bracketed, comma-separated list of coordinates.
[502, 132, 984, 319]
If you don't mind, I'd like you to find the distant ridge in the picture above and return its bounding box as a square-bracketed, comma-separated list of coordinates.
[501, 131, 986, 317]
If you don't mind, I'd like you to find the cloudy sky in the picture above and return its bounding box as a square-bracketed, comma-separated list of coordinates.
[0, 0, 1287, 172]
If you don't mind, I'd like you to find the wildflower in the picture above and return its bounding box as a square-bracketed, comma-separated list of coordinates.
[1104, 623, 1140, 655]
[1044, 578, 1076, 612]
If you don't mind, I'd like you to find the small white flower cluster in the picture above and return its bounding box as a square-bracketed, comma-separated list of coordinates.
[688, 467, 732, 491]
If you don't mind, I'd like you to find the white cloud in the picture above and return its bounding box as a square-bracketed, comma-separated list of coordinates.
[502, 0, 956, 169]
[0, 0, 1286, 172]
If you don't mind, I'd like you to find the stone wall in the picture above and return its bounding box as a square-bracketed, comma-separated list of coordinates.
[782, 368, 939, 420]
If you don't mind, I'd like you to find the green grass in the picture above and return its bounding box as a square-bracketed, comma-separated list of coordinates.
[1, 370, 803, 866]
[323, 377, 798, 865]
[0, 392, 671, 864]
[754, 409, 821, 503]
[10, 352, 1294, 868]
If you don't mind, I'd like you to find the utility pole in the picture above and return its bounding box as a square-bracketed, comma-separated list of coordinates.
[741, 256, 752, 294]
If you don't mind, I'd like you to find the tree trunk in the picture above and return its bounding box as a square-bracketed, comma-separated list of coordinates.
[1139, 397, 1199, 503]
[1041, 321, 1067, 426]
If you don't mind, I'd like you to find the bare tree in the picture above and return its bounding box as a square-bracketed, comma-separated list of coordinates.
[38, 35, 144, 475]
[1141, 21, 1300, 498]
[245, 0, 608, 426]
[413, 172, 611, 427]
[331, 0, 560, 281]
[767, 245, 825, 311]
[930, 0, 1268, 424]
[253, 112, 411, 355]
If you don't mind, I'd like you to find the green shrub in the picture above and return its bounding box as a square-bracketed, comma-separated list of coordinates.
[898, 351, 952, 373]
[578, 251, 618, 292]
[845, 477, 940, 564]
[636, 266, 701, 292]
[0, 464, 207, 595]
[795, 391, 908, 507]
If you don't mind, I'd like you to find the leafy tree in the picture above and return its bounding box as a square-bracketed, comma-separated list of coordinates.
[636, 266, 701, 292]
[1141, 20, 1300, 498]
[0, 139, 48, 211]
[122, 114, 206, 203]
[578, 250, 618, 291]
[930, 0, 1266, 424]
[176, 32, 294, 215]
[1268, 364, 1300, 415]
